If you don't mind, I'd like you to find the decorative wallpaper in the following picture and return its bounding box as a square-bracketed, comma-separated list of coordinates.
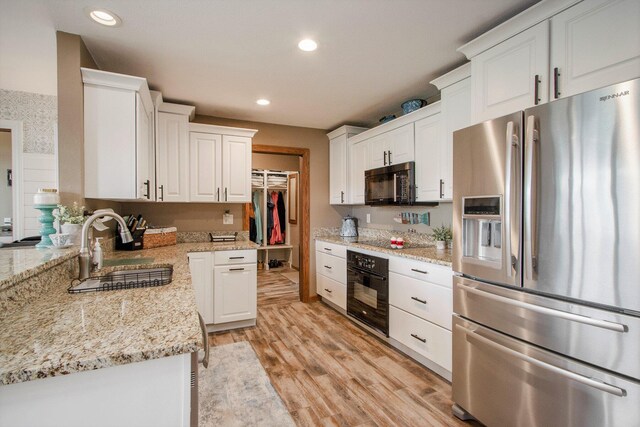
[0, 89, 57, 154]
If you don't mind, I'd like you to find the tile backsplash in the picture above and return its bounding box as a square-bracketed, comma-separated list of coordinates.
[349, 203, 452, 235]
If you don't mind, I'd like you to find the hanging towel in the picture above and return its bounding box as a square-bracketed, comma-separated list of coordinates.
[277, 191, 286, 237]
[270, 191, 283, 245]
[253, 191, 263, 245]
[249, 217, 257, 243]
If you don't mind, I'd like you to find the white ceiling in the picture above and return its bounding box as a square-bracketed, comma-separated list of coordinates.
[41, 0, 539, 130]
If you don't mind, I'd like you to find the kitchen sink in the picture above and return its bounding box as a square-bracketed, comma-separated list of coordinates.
[68, 266, 173, 293]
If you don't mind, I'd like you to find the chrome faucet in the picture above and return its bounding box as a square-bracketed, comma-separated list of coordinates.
[78, 210, 133, 280]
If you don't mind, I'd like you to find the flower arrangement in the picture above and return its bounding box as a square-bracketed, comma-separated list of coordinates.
[54, 202, 86, 225]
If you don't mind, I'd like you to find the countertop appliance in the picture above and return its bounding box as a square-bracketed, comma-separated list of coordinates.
[451, 78, 640, 426]
[340, 216, 358, 237]
[365, 162, 415, 205]
[346, 250, 389, 336]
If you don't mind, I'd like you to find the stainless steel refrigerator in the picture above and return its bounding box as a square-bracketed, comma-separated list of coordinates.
[451, 78, 640, 427]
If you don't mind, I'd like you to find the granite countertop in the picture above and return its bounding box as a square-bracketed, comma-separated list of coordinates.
[0, 241, 259, 386]
[316, 236, 452, 266]
[0, 246, 79, 292]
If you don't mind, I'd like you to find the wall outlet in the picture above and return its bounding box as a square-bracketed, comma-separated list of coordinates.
[223, 213, 233, 225]
[366, 213, 371, 224]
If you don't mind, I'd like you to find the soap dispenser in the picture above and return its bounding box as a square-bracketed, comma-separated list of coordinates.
[92, 237, 104, 270]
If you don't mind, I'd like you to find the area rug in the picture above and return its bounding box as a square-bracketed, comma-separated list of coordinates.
[199, 341, 295, 427]
[280, 271, 299, 284]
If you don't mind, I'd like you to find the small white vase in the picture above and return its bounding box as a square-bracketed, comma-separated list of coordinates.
[436, 240, 446, 250]
[61, 223, 82, 245]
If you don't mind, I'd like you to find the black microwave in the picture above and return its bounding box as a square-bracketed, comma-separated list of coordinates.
[365, 162, 415, 205]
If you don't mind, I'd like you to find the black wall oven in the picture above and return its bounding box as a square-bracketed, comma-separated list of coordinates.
[346, 250, 389, 336]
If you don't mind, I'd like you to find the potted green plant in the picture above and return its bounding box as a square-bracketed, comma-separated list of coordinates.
[54, 202, 85, 245]
[431, 224, 452, 250]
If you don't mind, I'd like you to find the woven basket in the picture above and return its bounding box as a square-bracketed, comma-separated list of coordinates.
[143, 227, 177, 249]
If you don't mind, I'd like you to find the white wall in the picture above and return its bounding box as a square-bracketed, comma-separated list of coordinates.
[0, 132, 11, 220]
[0, 0, 57, 95]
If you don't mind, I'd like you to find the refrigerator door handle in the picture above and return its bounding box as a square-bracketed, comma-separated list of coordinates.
[459, 282, 628, 333]
[456, 324, 627, 397]
[504, 121, 519, 275]
[524, 115, 539, 280]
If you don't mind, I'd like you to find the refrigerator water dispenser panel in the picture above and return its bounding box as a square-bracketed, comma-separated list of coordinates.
[462, 196, 502, 267]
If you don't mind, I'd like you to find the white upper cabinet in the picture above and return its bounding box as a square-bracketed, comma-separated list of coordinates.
[329, 133, 348, 204]
[461, 0, 639, 123]
[348, 139, 369, 205]
[189, 132, 221, 202]
[414, 111, 443, 202]
[222, 135, 252, 203]
[327, 126, 367, 205]
[470, 21, 549, 123]
[550, 0, 640, 100]
[82, 68, 155, 200]
[369, 123, 414, 168]
[156, 108, 192, 202]
[189, 123, 257, 204]
[431, 63, 472, 200]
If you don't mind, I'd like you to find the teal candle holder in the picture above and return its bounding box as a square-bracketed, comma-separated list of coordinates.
[34, 204, 57, 248]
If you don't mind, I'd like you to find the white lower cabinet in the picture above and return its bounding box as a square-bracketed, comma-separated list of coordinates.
[389, 306, 452, 373]
[189, 250, 257, 332]
[214, 264, 257, 324]
[389, 272, 452, 330]
[317, 274, 346, 310]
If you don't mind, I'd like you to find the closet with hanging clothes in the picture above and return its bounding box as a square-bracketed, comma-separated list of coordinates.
[250, 169, 296, 270]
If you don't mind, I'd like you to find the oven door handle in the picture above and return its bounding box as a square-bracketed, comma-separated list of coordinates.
[347, 266, 387, 281]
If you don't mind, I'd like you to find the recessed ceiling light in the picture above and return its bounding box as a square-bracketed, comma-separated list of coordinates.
[84, 7, 122, 27]
[256, 99, 270, 106]
[298, 39, 318, 52]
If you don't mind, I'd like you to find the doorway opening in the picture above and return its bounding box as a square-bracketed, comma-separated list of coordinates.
[0, 129, 13, 244]
[244, 145, 311, 303]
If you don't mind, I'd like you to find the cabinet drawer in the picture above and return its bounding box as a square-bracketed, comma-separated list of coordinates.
[315, 240, 347, 258]
[317, 274, 346, 310]
[389, 256, 452, 288]
[316, 251, 347, 284]
[214, 250, 257, 265]
[389, 306, 452, 372]
[389, 272, 452, 330]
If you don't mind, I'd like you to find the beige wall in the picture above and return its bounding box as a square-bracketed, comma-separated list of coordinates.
[253, 153, 300, 172]
[56, 32, 121, 243]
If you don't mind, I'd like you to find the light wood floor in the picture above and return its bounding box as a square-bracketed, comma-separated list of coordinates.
[209, 269, 479, 427]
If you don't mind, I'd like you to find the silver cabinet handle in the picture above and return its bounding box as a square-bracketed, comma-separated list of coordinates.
[524, 115, 539, 280]
[324, 248, 332, 252]
[229, 267, 245, 272]
[324, 288, 332, 293]
[198, 313, 209, 369]
[460, 283, 628, 333]
[383, 151, 387, 166]
[457, 324, 627, 397]
[229, 256, 245, 260]
[341, 191, 344, 204]
[324, 265, 332, 269]
[393, 173, 397, 202]
[534, 74, 541, 105]
[411, 268, 428, 275]
[143, 179, 150, 199]
[410, 333, 426, 343]
[411, 296, 427, 304]
[158, 184, 164, 201]
[553, 67, 561, 99]
[388, 150, 392, 164]
[439, 179, 444, 199]
[217, 188, 220, 201]
[225, 187, 228, 201]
